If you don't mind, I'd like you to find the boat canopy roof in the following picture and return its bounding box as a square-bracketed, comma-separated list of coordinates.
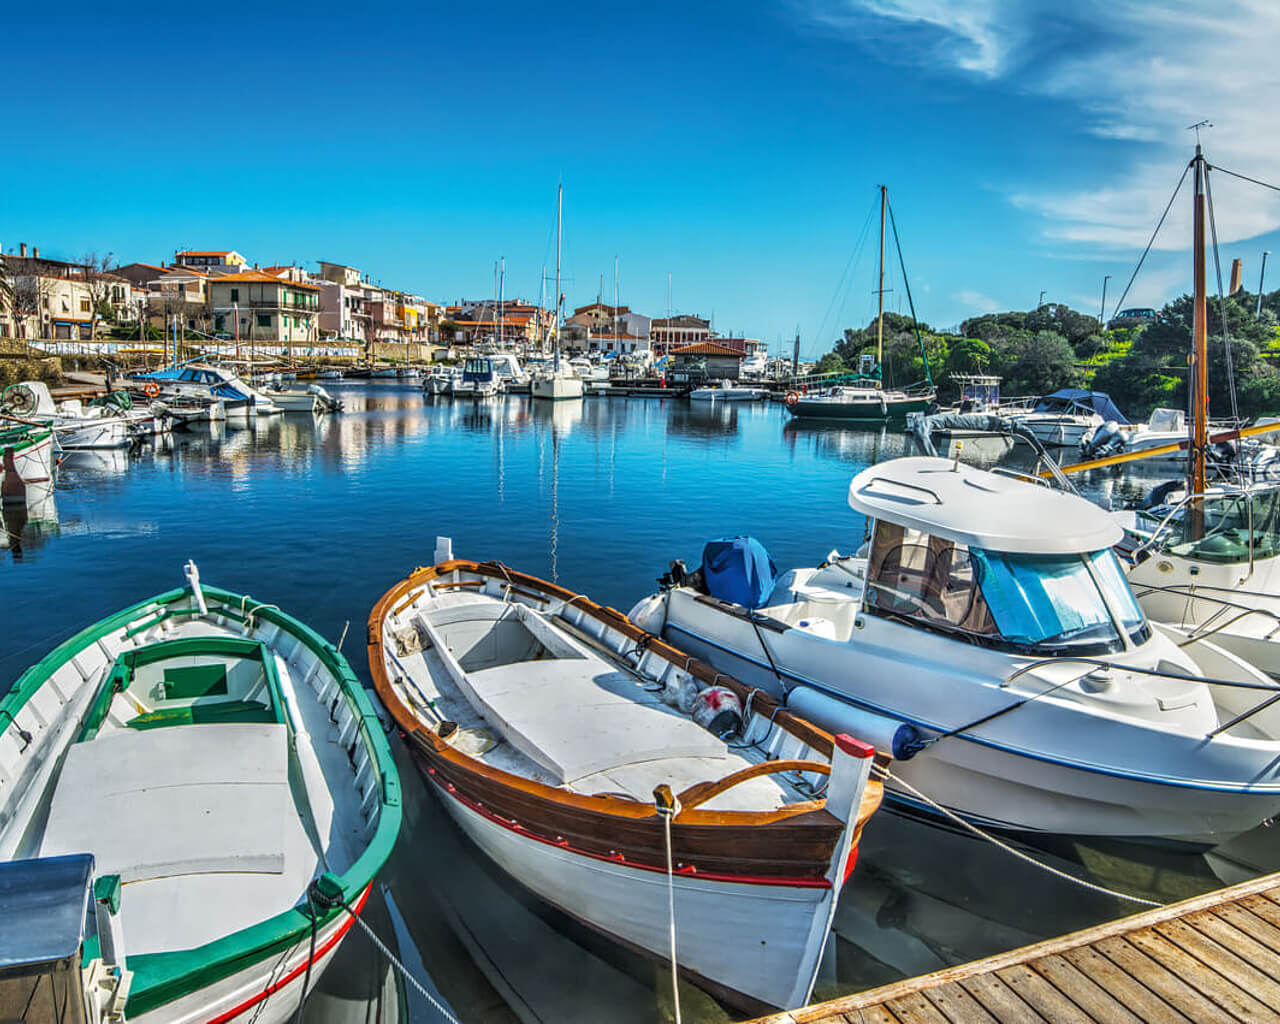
[1036, 388, 1129, 424]
[847, 457, 1123, 554]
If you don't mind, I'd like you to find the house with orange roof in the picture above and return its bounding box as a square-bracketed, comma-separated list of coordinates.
[173, 249, 249, 274]
[650, 313, 712, 356]
[208, 271, 319, 348]
[670, 340, 745, 382]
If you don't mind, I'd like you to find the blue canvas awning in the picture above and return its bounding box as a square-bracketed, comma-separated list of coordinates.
[1038, 388, 1129, 425]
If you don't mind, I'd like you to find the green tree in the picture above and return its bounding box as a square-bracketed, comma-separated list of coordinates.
[1002, 331, 1080, 396]
[815, 352, 846, 374]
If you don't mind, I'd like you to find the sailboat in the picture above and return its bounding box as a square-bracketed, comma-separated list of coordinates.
[531, 185, 585, 402]
[1114, 143, 1280, 675]
[786, 186, 935, 422]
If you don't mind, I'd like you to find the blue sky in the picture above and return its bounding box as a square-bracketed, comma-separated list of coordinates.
[4, 1, 1279, 356]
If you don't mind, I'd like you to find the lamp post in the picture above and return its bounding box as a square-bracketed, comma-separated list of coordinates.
[1100, 275, 1111, 327]
[1037, 290, 1046, 309]
[1258, 251, 1271, 318]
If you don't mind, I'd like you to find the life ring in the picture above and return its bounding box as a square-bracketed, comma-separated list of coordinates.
[144, 383, 160, 398]
[785, 390, 800, 406]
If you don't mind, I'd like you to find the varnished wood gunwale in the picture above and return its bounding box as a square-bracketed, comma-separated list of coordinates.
[368, 559, 883, 880]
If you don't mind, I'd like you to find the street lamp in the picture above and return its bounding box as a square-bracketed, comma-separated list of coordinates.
[1037, 290, 1046, 309]
[1100, 275, 1111, 327]
[1258, 251, 1271, 318]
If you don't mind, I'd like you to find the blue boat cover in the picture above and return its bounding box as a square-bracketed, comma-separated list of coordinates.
[1039, 389, 1129, 425]
[702, 537, 777, 609]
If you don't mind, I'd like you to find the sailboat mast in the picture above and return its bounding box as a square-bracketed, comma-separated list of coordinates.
[554, 184, 563, 366]
[498, 256, 505, 351]
[877, 185, 887, 370]
[1189, 145, 1209, 527]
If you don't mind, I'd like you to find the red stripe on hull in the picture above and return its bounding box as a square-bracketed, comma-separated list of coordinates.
[426, 761, 832, 891]
[201, 884, 372, 1024]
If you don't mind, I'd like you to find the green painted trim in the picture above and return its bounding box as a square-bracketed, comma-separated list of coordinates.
[126, 700, 276, 730]
[2, 584, 402, 1018]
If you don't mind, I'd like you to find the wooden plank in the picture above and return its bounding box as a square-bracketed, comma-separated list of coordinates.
[1027, 953, 1144, 1024]
[1155, 914, 1280, 1011]
[1091, 936, 1234, 1024]
[1205, 903, 1280, 958]
[790, 1003, 896, 1024]
[881, 992, 949, 1024]
[1237, 892, 1280, 931]
[919, 983, 998, 1024]
[771, 871, 1280, 1015]
[994, 964, 1091, 1024]
[959, 973, 1042, 1022]
[1126, 927, 1277, 1023]
[1060, 945, 1192, 1024]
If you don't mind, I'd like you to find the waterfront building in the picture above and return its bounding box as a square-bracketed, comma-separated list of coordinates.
[173, 249, 249, 274]
[650, 314, 712, 356]
[670, 341, 744, 381]
[563, 302, 651, 355]
[145, 265, 213, 335]
[208, 271, 320, 349]
[0, 246, 135, 341]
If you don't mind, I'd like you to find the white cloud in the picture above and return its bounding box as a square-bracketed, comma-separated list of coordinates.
[806, 1, 1280, 250]
[955, 289, 1000, 311]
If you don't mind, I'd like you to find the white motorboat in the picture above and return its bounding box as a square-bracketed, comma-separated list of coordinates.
[1007, 389, 1127, 447]
[265, 384, 343, 413]
[0, 563, 401, 1024]
[451, 357, 502, 398]
[689, 381, 769, 402]
[423, 367, 461, 395]
[568, 356, 609, 382]
[369, 551, 882, 1012]
[316, 368, 343, 380]
[369, 367, 400, 379]
[1082, 407, 1190, 464]
[130, 363, 282, 415]
[630, 456, 1280, 847]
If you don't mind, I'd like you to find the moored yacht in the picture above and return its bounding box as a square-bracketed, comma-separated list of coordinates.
[130, 363, 282, 415]
[630, 456, 1280, 846]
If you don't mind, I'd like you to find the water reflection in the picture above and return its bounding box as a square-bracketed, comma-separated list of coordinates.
[4, 387, 1273, 1023]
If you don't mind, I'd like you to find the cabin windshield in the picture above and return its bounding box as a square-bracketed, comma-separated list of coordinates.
[864, 523, 1148, 654]
[463, 358, 493, 379]
[1157, 488, 1280, 563]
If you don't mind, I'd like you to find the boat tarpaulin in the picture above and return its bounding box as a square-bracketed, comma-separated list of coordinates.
[1039, 389, 1130, 425]
[702, 536, 777, 609]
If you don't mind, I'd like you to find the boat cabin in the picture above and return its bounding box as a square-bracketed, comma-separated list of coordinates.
[849, 458, 1149, 655]
[1030, 389, 1129, 424]
[462, 357, 498, 384]
[1140, 486, 1280, 565]
[952, 374, 1001, 412]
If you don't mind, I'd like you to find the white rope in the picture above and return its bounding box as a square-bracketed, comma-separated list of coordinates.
[872, 764, 1164, 908]
[659, 797, 684, 1024]
[339, 903, 463, 1024]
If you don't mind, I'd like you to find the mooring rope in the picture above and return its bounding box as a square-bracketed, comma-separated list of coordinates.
[327, 896, 463, 1024]
[870, 763, 1164, 908]
[655, 785, 684, 1024]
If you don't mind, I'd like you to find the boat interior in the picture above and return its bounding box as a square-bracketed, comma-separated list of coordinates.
[0, 601, 377, 964]
[383, 584, 829, 813]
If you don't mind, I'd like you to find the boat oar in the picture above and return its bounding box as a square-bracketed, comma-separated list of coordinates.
[1040, 419, 1280, 477]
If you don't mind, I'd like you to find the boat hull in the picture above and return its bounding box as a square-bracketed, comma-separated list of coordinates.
[132, 885, 371, 1024]
[420, 756, 837, 1012]
[531, 376, 585, 401]
[1, 430, 54, 503]
[787, 395, 930, 420]
[659, 602, 1280, 846]
[55, 418, 133, 450]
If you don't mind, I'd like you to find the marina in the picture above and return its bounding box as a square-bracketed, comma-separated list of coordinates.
[5, 383, 1280, 1021]
[9, 4, 1280, 1021]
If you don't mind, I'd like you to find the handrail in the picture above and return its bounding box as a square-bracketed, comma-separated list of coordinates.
[676, 758, 830, 811]
[862, 476, 942, 504]
[1003, 655, 1280, 693]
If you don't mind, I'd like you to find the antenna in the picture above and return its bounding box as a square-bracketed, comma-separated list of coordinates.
[1186, 120, 1214, 145]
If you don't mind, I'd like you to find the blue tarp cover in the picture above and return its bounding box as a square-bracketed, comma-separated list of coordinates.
[1037, 388, 1129, 425]
[702, 536, 777, 609]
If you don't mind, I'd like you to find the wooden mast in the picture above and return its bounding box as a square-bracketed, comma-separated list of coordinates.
[877, 185, 886, 373]
[1189, 145, 1209, 538]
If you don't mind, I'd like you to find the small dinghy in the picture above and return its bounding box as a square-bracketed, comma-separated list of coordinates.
[368, 546, 882, 1013]
[0, 563, 401, 1024]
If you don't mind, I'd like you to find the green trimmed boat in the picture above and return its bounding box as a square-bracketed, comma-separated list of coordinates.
[0, 563, 401, 1024]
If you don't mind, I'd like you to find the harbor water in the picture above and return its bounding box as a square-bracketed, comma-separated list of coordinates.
[4, 385, 1275, 1023]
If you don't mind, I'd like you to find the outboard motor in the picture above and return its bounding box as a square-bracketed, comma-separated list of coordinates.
[1082, 420, 1125, 458]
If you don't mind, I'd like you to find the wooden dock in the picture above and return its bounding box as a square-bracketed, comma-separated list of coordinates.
[746, 870, 1280, 1024]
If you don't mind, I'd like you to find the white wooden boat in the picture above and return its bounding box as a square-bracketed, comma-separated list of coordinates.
[369, 552, 881, 1012]
[631, 456, 1280, 847]
[3, 382, 135, 450]
[0, 564, 402, 1024]
[0, 423, 55, 504]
